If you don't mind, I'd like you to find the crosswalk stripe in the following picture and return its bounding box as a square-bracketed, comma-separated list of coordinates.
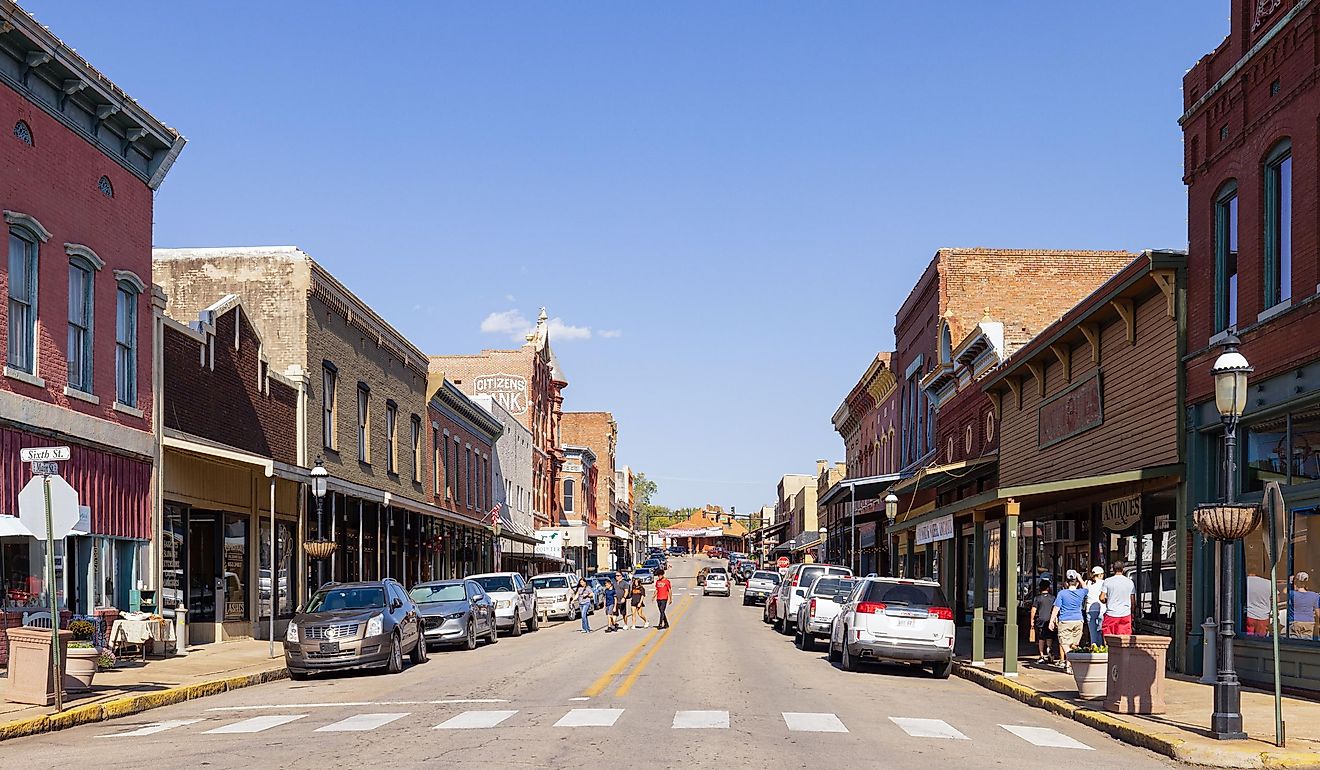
[203, 714, 306, 734]
[433, 710, 520, 729]
[99, 719, 203, 738]
[314, 712, 410, 732]
[783, 712, 848, 733]
[1000, 724, 1094, 750]
[672, 710, 729, 729]
[554, 708, 625, 727]
[889, 717, 968, 740]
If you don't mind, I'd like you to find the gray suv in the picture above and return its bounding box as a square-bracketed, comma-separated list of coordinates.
[284, 579, 427, 679]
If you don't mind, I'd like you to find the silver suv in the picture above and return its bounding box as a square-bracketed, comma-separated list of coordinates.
[285, 579, 427, 679]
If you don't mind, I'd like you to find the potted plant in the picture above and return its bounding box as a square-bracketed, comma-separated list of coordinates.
[64, 619, 100, 692]
[1065, 643, 1108, 699]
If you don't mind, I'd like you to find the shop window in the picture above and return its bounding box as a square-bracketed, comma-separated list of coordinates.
[1214, 182, 1240, 332]
[1293, 410, 1320, 484]
[1286, 508, 1318, 641]
[1, 535, 66, 609]
[1264, 140, 1292, 307]
[223, 514, 248, 621]
[1245, 416, 1288, 494]
[259, 518, 296, 618]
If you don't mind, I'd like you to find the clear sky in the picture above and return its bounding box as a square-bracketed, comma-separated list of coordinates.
[28, 1, 1226, 513]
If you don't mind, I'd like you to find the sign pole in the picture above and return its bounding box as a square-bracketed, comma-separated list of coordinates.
[1263, 482, 1286, 747]
[43, 474, 63, 712]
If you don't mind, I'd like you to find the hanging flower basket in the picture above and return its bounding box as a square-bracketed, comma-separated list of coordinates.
[303, 540, 339, 560]
[1193, 503, 1262, 541]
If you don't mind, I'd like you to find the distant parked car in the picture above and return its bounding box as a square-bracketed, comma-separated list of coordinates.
[827, 577, 955, 678]
[743, 570, 781, 606]
[530, 572, 581, 620]
[773, 563, 853, 634]
[409, 579, 498, 651]
[468, 572, 540, 636]
[284, 579, 426, 679]
[703, 571, 730, 597]
[795, 576, 855, 652]
[762, 592, 779, 624]
[633, 568, 656, 585]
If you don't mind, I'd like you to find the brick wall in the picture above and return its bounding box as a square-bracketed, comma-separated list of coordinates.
[428, 399, 495, 524]
[561, 411, 617, 530]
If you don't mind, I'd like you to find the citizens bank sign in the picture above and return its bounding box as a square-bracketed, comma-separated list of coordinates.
[474, 373, 528, 415]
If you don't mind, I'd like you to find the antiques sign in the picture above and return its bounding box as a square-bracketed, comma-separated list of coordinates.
[1101, 493, 1142, 532]
[474, 373, 528, 415]
[1038, 369, 1103, 448]
[915, 514, 955, 545]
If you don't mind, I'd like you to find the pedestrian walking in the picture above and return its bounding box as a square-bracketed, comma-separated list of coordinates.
[575, 578, 594, 633]
[1099, 561, 1135, 637]
[1289, 572, 1319, 639]
[615, 571, 633, 629]
[1051, 570, 1088, 673]
[1028, 579, 1056, 664]
[1084, 565, 1105, 645]
[630, 577, 648, 629]
[603, 579, 618, 633]
[654, 570, 672, 629]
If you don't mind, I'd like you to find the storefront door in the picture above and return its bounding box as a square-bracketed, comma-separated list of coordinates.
[164, 504, 251, 644]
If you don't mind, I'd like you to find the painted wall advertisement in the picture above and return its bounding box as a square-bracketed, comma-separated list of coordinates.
[474, 373, 528, 415]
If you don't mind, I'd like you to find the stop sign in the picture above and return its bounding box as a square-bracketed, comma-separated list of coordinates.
[17, 474, 80, 540]
[776, 556, 790, 569]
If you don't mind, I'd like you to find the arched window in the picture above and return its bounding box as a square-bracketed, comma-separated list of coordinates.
[1213, 180, 1239, 332]
[1263, 139, 1292, 307]
[13, 121, 31, 146]
[563, 478, 575, 513]
[5, 211, 50, 376]
[940, 323, 953, 366]
[65, 244, 104, 393]
[98, 175, 114, 198]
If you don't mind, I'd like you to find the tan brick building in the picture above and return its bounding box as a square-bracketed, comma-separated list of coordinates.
[560, 411, 620, 569]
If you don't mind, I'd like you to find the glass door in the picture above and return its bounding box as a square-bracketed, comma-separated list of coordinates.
[188, 510, 218, 622]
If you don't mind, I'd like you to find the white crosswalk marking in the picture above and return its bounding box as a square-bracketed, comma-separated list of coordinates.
[783, 712, 848, 733]
[554, 708, 625, 727]
[889, 717, 969, 740]
[434, 710, 520, 729]
[672, 710, 729, 729]
[99, 719, 203, 738]
[315, 712, 410, 732]
[1001, 724, 1094, 750]
[203, 714, 307, 734]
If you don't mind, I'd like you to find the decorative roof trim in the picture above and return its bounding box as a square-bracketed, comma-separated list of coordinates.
[64, 242, 104, 270]
[3, 210, 51, 241]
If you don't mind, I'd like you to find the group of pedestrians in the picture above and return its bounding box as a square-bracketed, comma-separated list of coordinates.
[575, 569, 674, 633]
[1028, 561, 1135, 672]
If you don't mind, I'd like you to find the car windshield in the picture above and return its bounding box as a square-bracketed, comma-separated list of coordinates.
[634, 569, 652, 577]
[471, 576, 516, 593]
[531, 576, 571, 590]
[752, 571, 781, 583]
[707, 573, 726, 581]
[812, 578, 853, 597]
[306, 586, 385, 612]
[709, 566, 727, 573]
[865, 581, 949, 608]
[409, 584, 467, 604]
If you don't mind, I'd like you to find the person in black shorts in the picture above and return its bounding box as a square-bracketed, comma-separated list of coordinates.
[630, 577, 648, 629]
[1029, 579, 1057, 664]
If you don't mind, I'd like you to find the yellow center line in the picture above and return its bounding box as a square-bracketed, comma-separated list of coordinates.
[581, 594, 692, 697]
[613, 596, 698, 697]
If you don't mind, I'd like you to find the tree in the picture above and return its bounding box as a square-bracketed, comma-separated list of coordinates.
[632, 472, 657, 508]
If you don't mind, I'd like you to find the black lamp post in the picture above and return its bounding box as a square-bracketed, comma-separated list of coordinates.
[884, 493, 899, 576]
[818, 526, 827, 564]
[1194, 336, 1260, 741]
[304, 458, 335, 589]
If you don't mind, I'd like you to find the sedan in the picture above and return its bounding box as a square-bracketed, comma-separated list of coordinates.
[409, 579, 498, 651]
[633, 568, 656, 585]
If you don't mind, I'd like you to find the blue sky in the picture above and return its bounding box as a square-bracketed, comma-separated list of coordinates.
[28, 1, 1226, 514]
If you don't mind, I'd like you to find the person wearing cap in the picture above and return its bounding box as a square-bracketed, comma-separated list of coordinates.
[1051, 570, 1088, 671]
[1084, 565, 1105, 645]
[1290, 571, 1318, 640]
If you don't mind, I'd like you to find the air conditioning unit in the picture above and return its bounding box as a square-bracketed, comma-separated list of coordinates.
[1040, 521, 1076, 543]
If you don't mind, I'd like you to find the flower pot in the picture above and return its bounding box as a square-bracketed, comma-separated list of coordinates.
[64, 645, 99, 692]
[303, 540, 338, 560]
[1066, 651, 1108, 699]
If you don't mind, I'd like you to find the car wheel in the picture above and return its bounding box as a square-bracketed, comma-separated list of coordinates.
[931, 658, 953, 679]
[464, 620, 477, 651]
[411, 634, 429, 664]
[771, 616, 782, 631]
[487, 617, 499, 644]
[510, 612, 522, 637]
[386, 634, 404, 674]
[841, 637, 859, 672]
[742, 596, 750, 606]
[780, 618, 793, 636]
[289, 669, 309, 681]
[827, 638, 841, 663]
[527, 611, 539, 632]
[799, 631, 814, 652]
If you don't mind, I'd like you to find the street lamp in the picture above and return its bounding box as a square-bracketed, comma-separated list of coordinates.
[1194, 336, 1260, 741]
[818, 526, 827, 564]
[304, 458, 336, 561]
[884, 493, 899, 577]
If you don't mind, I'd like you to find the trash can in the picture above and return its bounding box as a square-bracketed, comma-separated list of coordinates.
[1104, 634, 1171, 714]
[4, 626, 73, 706]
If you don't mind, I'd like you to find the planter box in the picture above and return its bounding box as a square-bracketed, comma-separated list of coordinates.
[1065, 651, 1109, 699]
[1104, 634, 1171, 715]
[64, 645, 99, 692]
[4, 626, 72, 705]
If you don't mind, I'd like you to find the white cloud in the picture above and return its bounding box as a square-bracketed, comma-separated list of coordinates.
[546, 317, 592, 341]
[598, 329, 623, 339]
[479, 308, 615, 343]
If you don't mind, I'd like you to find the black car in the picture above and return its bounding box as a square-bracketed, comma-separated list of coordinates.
[409, 579, 498, 651]
[285, 578, 427, 679]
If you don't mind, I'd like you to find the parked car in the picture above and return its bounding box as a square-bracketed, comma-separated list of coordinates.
[530, 572, 582, 620]
[284, 579, 426, 679]
[827, 576, 955, 678]
[633, 567, 656, 585]
[794, 576, 855, 652]
[696, 567, 709, 586]
[468, 571, 539, 636]
[743, 570, 781, 606]
[773, 563, 854, 634]
[409, 579, 498, 651]
[703, 571, 730, 597]
[586, 576, 608, 609]
[762, 592, 779, 624]
[733, 561, 756, 584]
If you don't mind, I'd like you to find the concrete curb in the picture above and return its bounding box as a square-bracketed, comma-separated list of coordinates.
[0, 666, 288, 743]
[953, 663, 1320, 768]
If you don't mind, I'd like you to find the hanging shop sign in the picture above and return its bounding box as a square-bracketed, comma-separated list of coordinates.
[1037, 369, 1103, 448]
[1101, 493, 1143, 532]
[915, 514, 955, 545]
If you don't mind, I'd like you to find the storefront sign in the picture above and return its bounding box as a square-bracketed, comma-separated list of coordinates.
[474, 373, 528, 415]
[1037, 369, 1103, 448]
[1101, 493, 1142, 532]
[915, 514, 955, 545]
[563, 462, 583, 474]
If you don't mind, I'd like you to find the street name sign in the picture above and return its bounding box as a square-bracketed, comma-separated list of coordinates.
[30, 461, 59, 476]
[17, 474, 80, 540]
[19, 446, 70, 462]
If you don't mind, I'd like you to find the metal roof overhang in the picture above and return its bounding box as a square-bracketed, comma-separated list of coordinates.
[890, 455, 996, 496]
[818, 473, 902, 508]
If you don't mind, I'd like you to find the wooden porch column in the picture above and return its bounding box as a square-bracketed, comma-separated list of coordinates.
[1003, 499, 1020, 677]
[972, 509, 987, 666]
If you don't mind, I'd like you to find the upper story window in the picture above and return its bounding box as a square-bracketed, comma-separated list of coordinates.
[114, 277, 143, 407]
[97, 176, 114, 198]
[564, 478, 575, 513]
[7, 229, 39, 374]
[444, 433, 454, 499]
[385, 400, 398, 474]
[322, 363, 338, 450]
[465, 446, 474, 508]
[432, 427, 440, 494]
[13, 121, 31, 146]
[1214, 181, 1240, 332]
[410, 415, 422, 483]
[67, 255, 97, 392]
[1264, 141, 1292, 308]
[357, 384, 371, 463]
[940, 323, 953, 366]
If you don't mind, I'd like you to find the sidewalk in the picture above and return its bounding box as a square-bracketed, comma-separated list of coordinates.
[954, 628, 1320, 768]
[0, 639, 287, 741]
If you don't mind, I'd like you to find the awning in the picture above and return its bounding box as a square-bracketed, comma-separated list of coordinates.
[818, 472, 902, 508]
[790, 534, 822, 552]
[890, 455, 996, 495]
[499, 530, 541, 546]
[751, 520, 789, 538]
[0, 510, 91, 538]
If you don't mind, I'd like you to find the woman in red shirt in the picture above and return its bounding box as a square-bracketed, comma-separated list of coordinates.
[654, 570, 672, 629]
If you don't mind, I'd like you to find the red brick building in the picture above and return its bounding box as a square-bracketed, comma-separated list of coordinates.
[1182, 0, 1320, 694]
[561, 411, 622, 569]
[427, 376, 503, 578]
[0, 1, 184, 636]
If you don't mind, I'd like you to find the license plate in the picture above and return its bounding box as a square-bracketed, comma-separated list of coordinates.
[318, 641, 340, 653]
[896, 619, 915, 629]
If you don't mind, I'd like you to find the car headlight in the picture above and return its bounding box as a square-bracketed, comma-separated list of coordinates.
[366, 614, 384, 637]
[496, 599, 513, 609]
[444, 612, 466, 620]
[285, 621, 298, 643]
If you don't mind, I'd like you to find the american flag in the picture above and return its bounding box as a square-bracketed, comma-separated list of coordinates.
[489, 502, 502, 524]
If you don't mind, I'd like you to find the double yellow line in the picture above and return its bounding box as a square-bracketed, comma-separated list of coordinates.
[583, 595, 697, 698]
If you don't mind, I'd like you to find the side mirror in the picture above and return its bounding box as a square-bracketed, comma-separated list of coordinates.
[794, 589, 806, 597]
[391, 599, 403, 610]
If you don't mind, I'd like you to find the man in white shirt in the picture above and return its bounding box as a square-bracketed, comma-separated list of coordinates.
[1098, 561, 1135, 638]
[1084, 565, 1105, 645]
[1245, 572, 1273, 637]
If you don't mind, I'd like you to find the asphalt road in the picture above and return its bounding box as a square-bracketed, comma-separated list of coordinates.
[4, 557, 1175, 769]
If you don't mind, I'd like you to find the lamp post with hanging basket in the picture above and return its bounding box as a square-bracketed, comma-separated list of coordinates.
[303, 459, 337, 568]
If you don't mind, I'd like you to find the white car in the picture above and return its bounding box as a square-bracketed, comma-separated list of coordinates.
[828, 576, 956, 678]
[703, 571, 730, 596]
[795, 576, 856, 652]
[773, 563, 853, 634]
[467, 572, 539, 636]
[531, 572, 585, 620]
